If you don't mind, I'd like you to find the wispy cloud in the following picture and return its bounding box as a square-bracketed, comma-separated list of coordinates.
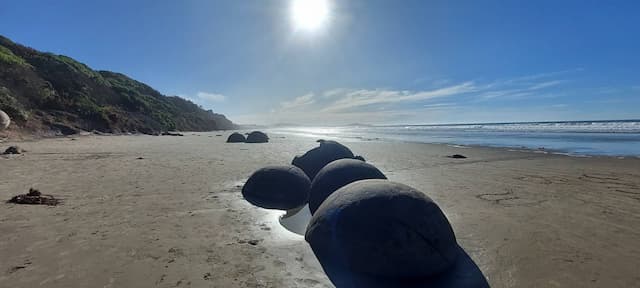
[321, 82, 477, 112]
[196, 91, 226, 102]
[281, 93, 315, 110]
[252, 70, 578, 125]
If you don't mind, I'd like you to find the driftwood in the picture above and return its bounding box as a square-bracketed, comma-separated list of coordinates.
[7, 188, 60, 206]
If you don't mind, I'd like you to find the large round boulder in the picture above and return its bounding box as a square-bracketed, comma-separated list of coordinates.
[308, 159, 387, 215]
[226, 132, 246, 143]
[246, 131, 269, 143]
[306, 180, 459, 282]
[242, 165, 311, 210]
[0, 110, 10, 130]
[292, 140, 359, 180]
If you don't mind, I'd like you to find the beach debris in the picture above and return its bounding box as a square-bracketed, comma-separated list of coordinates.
[292, 140, 362, 180]
[306, 180, 488, 287]
[447, 154, 467, 159]
[161, 131, 184, 136]
[7, 188, 60, 206]
[136, 156, 145, 160]
[309, 159, 387, 214]
[245, 131, 269, 143]
[3, 145, 24, 155]
[242, 165, 311, 210]
[226, 132, 246, 143]
[216, 134, 222, 136]
[0, 110, 10, 130]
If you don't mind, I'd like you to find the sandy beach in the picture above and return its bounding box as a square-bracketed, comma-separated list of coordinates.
[1, 133, 639, 287]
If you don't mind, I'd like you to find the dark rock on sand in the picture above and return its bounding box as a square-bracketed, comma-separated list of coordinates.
[292, 140, 359, 180]
[245, 131, 269, 143]
[306, 180, 458, 281]
[7, 188, 60, 206]
[242, 165, 311, 210]
[309, 159, 387, 214]
[447, 154, 467, 159]
[3, 146, 23, 155]
[161, 132, 184, 136]
[227, 132, 246, 143]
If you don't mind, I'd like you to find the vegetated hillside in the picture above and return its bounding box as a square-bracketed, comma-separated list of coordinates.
[0, 35, 236, 135]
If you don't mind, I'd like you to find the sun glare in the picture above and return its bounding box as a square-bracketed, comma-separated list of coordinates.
[290, 0, 330, 32]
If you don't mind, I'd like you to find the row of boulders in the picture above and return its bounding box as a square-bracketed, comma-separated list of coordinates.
[241, 140, 488, 287]
[227, 131, 269, 143]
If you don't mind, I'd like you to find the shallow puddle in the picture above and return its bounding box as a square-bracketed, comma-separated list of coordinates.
[279, 205, 312, 236]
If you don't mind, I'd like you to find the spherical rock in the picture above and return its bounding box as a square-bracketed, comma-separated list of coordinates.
[0, 110, 10, 130]
[226, 132, 246, 143]
[242, 165, 311, 210]
[246, 131, 269, 143]
[309, 159, 387, 214]
[292, 140, 357, 180]
[306, 180, 459, 281]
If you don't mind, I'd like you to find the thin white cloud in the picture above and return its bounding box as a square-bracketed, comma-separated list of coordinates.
[322, 82, 477, 112]
[197, 91, 226, 102]
[246, 70, 578, 125]
[280, 93, 315, 110]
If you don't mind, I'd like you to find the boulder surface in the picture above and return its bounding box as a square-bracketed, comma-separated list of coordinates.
[246, 131, 269, 143]
[0, 110, 10, 130]
[226, 132, 246, 143]
[242, 165, 311, 210]
[292, 140, 358, 180]
[309, 159, 387, 214]
[306, 180, 459, 281]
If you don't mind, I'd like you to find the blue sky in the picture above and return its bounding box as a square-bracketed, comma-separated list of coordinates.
[1, 0, 639, 125]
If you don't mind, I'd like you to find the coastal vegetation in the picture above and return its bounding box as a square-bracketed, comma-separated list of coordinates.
[0, 35, 235, 135]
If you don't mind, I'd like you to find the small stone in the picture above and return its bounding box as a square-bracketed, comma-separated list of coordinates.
[3, 146, 23, 155]
[447, 154, 467, 159]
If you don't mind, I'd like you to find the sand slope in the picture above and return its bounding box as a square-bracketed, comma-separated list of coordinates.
[1, 134, 639, 287]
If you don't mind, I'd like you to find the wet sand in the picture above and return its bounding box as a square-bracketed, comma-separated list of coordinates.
[1, 133, 639, 287]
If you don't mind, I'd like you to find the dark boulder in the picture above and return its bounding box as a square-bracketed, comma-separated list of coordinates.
[226, 132, 246, 143]
[308, 159, 387, 214]
[246, 131, 269, 143]
[3, 146, 23, 155]
[242, 165, 311, 210]
[306, 180, 459, 282]
[447, 154, 467, 159]
[292, 140, 359, 180]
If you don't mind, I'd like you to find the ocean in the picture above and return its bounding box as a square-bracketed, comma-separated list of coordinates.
[269, 120, 640, 157]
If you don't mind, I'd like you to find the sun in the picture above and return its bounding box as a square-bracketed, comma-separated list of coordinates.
[290, 0, 330, 32]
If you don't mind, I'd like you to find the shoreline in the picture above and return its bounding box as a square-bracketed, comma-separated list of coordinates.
[268, 130, 640, 159]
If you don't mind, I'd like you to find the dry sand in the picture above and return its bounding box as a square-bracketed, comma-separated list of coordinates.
[1, 133, 639, 287]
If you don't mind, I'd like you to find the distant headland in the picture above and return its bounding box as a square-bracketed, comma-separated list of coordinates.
[0, 35, 236, 137]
